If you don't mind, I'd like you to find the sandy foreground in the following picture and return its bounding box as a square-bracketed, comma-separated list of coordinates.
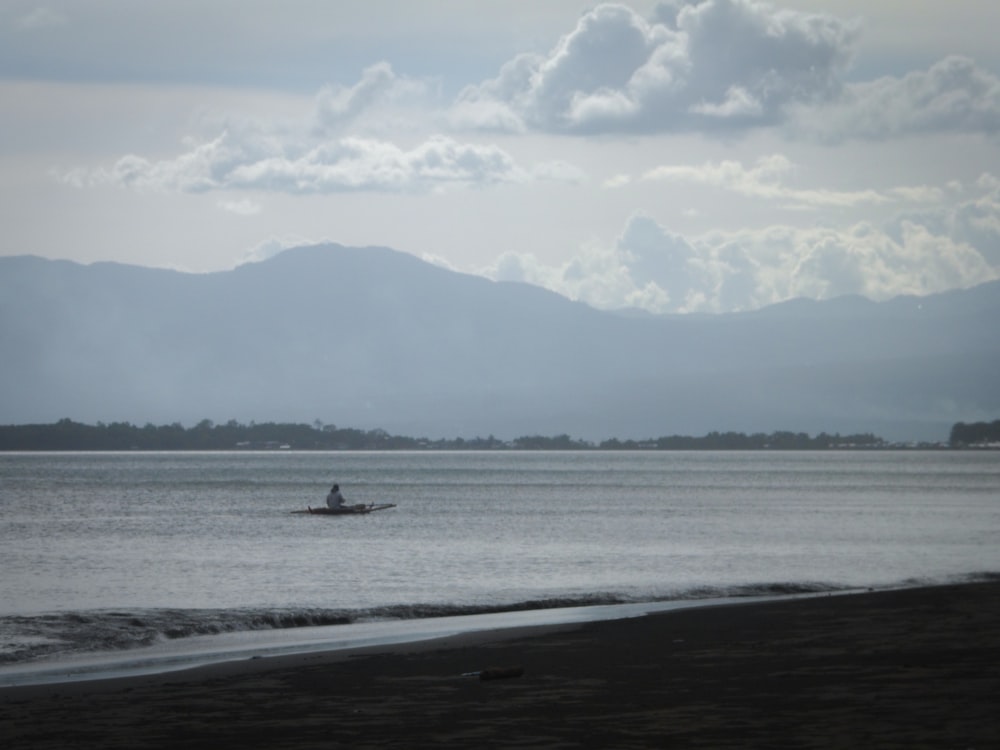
[2, 581, 999, 749]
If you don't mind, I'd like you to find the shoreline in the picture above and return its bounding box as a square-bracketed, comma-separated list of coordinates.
[0, 593, 829, 688]
[3, 581, 999, 748]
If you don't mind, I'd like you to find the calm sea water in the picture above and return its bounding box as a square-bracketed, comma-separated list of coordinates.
[1, 450, 998, 682]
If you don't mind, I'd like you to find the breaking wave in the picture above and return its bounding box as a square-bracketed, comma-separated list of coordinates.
[0, 581, 852, 667]
[6, 574, 995, 669]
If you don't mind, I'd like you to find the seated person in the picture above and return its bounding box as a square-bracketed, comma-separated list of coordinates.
[326, 483, 346, 509]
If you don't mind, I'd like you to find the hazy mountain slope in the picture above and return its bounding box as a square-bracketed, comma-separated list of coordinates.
[1, 244, 997, 441]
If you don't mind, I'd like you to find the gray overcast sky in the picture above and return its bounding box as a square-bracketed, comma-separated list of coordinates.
[2, 0, 999, 313]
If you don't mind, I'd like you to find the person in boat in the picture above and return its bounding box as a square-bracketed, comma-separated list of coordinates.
[326, 484, 347, 510]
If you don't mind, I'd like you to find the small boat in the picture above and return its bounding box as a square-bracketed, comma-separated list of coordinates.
[291, 503, 396, 516]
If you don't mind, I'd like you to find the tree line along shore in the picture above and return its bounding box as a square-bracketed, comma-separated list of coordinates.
[0, 417, 997, 451]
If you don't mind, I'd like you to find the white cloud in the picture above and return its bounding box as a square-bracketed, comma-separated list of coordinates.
[66, 128, 527, 195]
[486, 242, 644, 312]
[894, 171, 1000, 266]
[481, 191, 999, 314]
[690, 86, 764, 118]
[643, 154, 891, 208]
[804, 56, 1000, 141]
[58, 56, 535, 197]
[454, 2, 1000, 143]
[232, 136, 526, 193]
[313, 62, 431, 135]
[454, 0, 857, 134]
[314, 62, 396, 131]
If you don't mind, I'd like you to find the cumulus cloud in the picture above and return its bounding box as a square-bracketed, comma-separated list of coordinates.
[481, 178, 1000, 314]
[888, 172, 1000, 267]
[60, 59, 538, 196]
[453, 0, 857, 134]
[313, 62, 430, 135]
[453, 2, 1000, 142]
[958, 177, 1000, 265]
[65, 127, 526, 195]
[805, 56, 1000, 141]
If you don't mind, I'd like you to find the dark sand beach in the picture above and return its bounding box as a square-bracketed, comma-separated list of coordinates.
[3, 581, 998, 749]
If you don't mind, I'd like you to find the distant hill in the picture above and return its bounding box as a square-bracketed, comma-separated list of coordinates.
[1, 243, 998, 442]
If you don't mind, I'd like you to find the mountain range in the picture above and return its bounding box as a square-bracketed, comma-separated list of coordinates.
[2, 243, 998, 442]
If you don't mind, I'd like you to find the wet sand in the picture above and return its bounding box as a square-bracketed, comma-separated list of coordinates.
[2, 581, 998, 748]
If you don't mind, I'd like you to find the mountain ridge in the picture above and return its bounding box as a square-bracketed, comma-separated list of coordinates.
[1, 244, 997, 442]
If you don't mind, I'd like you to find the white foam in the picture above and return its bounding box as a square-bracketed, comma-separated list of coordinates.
[0, 595, 799, 687]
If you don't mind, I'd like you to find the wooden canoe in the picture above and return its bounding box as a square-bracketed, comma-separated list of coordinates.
[291, 503, 396, 516]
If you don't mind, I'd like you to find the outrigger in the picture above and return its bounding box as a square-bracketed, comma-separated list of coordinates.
[291, 503, 396, 516]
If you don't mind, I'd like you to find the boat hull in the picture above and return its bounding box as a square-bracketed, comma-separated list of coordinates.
[291, 504, 396, 516]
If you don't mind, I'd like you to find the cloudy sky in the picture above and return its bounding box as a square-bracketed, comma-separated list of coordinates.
[3, 0, 999, 313]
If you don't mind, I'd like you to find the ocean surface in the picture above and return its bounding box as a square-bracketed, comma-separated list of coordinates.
[1, 450, 998, 685]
